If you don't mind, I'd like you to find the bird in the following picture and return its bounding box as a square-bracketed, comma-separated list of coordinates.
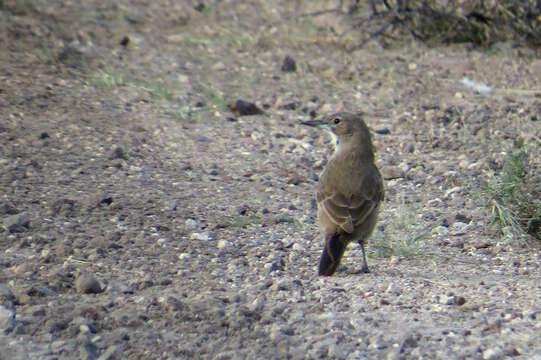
[301, 112, 385, 276]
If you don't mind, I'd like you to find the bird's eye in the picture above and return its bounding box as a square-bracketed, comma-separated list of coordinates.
[333, 118, 341, 124]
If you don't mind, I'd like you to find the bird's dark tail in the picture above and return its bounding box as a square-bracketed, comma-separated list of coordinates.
[318, 233, 346, 276]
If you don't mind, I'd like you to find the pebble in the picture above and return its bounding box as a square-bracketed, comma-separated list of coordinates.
[227, 99, 264, 116]
[3, 212, 30, 233]
[281, 55, 297, 72]
[185, 218, 198, 229]
[483, 346, 504, 360]
[109, 146, 127, 160]
[0, 285, 16, 308]
[75, 274, 104, 294]
[178, 253, 192, 260]
[250, 296, 266, 312]
[0, 305, 15, 333]
[444, 186, 462, 198]
[277, 101, 298, 110]
[0, 203, 18, 215]
[380, 166, 402, 180]
[97, 346, 120, 360]
[190, 232, 211, 241]
[217, 240, 232, 249]
[79, 338, 100, 360]
[270, 323, 294, 340]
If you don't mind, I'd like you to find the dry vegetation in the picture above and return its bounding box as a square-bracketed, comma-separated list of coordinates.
[343, 0, 541, 48]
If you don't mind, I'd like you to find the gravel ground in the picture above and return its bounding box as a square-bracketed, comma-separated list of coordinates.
[1, 1, 540, 359]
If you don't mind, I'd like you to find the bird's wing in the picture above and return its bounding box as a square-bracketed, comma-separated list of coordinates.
[317, 168, 383, 234]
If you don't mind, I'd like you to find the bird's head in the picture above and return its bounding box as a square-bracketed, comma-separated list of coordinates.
[301, 112, 373, 153]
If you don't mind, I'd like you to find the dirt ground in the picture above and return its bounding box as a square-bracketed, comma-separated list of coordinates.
[1, 1, 540, 359]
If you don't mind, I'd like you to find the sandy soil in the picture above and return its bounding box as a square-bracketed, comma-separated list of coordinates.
[1, 1, 540, 359]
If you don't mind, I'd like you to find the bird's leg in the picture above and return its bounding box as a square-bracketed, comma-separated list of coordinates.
[358, 241, 370, 273]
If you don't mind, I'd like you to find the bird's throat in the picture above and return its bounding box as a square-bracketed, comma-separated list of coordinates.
[325, 130, 339, 152]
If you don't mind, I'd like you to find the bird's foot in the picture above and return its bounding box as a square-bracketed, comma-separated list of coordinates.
[352, 266, 370, 274]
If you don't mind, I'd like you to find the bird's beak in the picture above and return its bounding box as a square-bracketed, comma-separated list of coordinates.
[300, 118, 328, 129]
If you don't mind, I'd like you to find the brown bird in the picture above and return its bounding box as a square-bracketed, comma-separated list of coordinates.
[301, 112, 384, 276]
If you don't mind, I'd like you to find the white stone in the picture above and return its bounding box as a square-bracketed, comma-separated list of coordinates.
[217, 240, 232, 249]
[190, 232, 211, 241]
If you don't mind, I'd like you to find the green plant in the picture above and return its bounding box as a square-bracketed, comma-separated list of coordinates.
[371, 196, 435, 258]
[34, 45, 56, 63]
[166, 106, 193, 120]
[138, 80, 177, 101]
[475, 139, 541, 240]
[198, 83, 227, 111]
[91, 68, 129, 87]
[219, 215, 262, 228]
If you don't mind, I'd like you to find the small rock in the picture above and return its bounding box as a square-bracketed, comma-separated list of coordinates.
[109, 146, 127, 160]
[165, 199, 181, 211]
[3, 212, 30, 233]
[161, 297, 188, 313]
[75, 274, 103, 294]
[455, 213, 471, 223]
[214, 351, 237, 360]
[270, 323, 294, 340]
[454, 296, 466, 306]
[483, 347, 504, 360]
[400, 333, 421, 353]
[0, 285, 16, 308]
[119, 36, 130, 47]
[250, 296, 266, 312]
[227, 99, 264, 116]
[190, 232, 211, 241]
[281, 55, 297, 72]
[292, 243, 306, 252]
[80, 339, 100, 360]
[236, 204, 251, 215]
[0, 305, 15, 333]
[184, 218, 198, 229]
[178, 253, 191, 261]
[436, 294, 455, 305]
[95, 195, 113, 207]
[74, 317, 97, 335]
[97, 345, 119, 360]
[30, 285, 58, 297]
[217, 240, 232, 249]
[328, 343, 346, 359]
[374, 128, 391, 135]
[473, 241, 491, 249]
[0, 203, 18, 215]
[211, 62, 227, 71]
[273, 280, 291, 291]
[384, 283, 397, 294]
[50, 339, 68, 352]
[444, 212, 472, 226]
[265, 258, 285, 272]
[287, 174, 304, 185]
[436, 294, 466, 306]
[444, 186, 462, 198]
[50, 199, 76, 217]
[380, 166, 402, 180]
[57, 45, 87, 68]
[277, 101, 298, 110]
